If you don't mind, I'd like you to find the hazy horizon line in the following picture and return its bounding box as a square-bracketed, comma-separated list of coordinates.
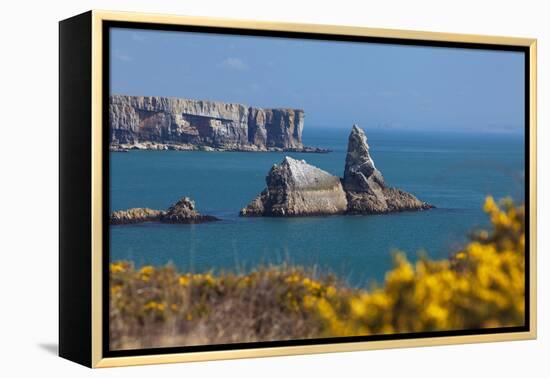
[110, 92, 524, 136]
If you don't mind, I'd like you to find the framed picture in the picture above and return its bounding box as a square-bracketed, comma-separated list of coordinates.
[59, 10, 537, 368]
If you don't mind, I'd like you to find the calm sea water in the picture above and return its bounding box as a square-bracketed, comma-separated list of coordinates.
[109, 128, 524, 286]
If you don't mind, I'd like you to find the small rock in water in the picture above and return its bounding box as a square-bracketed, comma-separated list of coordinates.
[110, 197, 219, 225]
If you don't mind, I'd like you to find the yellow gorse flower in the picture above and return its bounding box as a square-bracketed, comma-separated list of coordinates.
[179, 275, 190, 286]
[143, 301, 166, 313]
[110, 262, 126, 274]
[139, 265, 155, 282]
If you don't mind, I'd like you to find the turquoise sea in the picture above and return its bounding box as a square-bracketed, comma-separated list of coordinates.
[109, 128, 525, 287]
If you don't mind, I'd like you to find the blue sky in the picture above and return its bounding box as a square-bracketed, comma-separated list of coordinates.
[110, 28, 525, 133]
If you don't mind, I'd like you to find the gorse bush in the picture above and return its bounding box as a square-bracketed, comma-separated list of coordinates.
[110, 197, 525, 350]
[110, 264, 334, 349]
[306, 196, 525, 336]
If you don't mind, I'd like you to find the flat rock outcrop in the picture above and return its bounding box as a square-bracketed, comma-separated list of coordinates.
[110, 197, 219, 225]
[109, 95, 328, 153]
[110, 208, 164, 225]
[240, 157, 348, 216]
[241, 125, 433, 217]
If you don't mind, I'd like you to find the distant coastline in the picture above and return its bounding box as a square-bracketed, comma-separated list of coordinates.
[109, 95, 330, 153]
[110, 141, 329, 153]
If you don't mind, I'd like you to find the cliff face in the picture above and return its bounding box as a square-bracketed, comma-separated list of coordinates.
[110, 95, 308, 151]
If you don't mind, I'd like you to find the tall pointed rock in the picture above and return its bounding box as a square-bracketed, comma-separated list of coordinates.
[343, 125, 433, 214]
[343, 124, 385, 192]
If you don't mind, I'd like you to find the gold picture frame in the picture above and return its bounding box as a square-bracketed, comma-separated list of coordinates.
[59, 9, 537, 368]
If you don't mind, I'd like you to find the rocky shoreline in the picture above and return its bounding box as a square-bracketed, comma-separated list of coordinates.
[110, 197, 219, 225]
[240, 125, 433, 217]
[110, 142, 330, 153]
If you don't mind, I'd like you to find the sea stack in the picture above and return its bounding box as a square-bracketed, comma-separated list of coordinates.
[240, 157, 348, 216]
[241, 125, 432, 217]
[110, 197, 219, 225]
[343, 125, 433, 214]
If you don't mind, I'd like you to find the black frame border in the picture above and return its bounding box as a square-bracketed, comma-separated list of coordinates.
[101, 20, 531, 359]
[59, 11, 93, 367]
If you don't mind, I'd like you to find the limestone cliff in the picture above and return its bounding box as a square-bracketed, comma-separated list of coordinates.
[110, 95, 325, 152]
